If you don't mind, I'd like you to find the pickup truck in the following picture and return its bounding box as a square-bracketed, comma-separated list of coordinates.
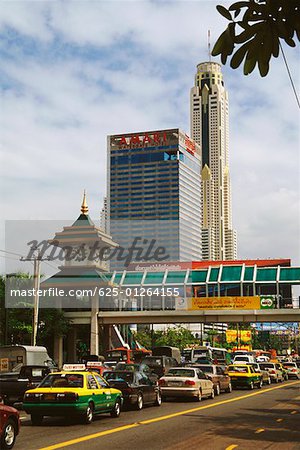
[0, 365, 51, 406]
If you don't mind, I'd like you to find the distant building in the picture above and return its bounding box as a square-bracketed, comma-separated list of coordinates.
[190, 61, 237, 260]
[107, 128, 202, 269]
[100, 196, 108, 233]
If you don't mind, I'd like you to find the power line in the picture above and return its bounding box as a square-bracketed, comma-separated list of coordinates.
[0, 249, 24, 257]
[279, 41, 300, 109]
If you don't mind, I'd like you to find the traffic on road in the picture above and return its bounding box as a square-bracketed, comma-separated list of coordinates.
[0, 346, 300, 449]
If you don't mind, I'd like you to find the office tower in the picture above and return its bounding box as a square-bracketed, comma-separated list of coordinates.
[100, 196, 108, 233]
[190, 61, 237, 260]
[107, 128, 202, 269]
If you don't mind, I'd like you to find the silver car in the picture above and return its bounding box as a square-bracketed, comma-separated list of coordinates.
[282, 362, 300, 379]
[158, 367, 214, 401]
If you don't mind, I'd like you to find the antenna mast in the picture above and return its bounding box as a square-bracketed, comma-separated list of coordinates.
[208, 30, 211, 62]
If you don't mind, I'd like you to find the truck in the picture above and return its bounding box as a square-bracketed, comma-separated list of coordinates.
[0, 365, 51, 405]
[152, 346, 181, 365]
[0, 345, 57, 373]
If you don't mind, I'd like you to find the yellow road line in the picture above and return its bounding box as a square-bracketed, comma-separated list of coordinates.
[290, 410, 298, 414]
[255, 428, 265, 434]
[276, 418, 284, 422]
[39, 380, 300, 450]
[225, 445, 238, 450]
[39, 423, 139, 450]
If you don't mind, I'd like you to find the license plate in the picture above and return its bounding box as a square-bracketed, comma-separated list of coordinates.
[43, 394, 56, 401]
[168, 381, 182, 386]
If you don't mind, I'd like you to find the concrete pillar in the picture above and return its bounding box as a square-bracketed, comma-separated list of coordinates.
[90, 293, 99, 355]
[53, 335, 63, 369]
[67, 326, 77, 363]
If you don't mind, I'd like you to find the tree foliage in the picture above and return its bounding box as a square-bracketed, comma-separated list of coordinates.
[134, 326, 198, 351]
[0, 274, 71, 354]
[212, 0, 300, 76]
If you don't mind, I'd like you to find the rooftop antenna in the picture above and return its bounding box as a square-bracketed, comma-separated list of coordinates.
[208, 30, 211, 62]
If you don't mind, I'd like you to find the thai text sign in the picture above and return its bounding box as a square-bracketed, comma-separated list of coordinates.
[190, 295, 275, 310]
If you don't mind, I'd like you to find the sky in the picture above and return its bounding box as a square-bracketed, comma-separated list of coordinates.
[0, 0, 300, 275]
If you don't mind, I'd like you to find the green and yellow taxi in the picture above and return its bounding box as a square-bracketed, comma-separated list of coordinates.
[228, 364, 263, 390]
[23, 364, 123, 425]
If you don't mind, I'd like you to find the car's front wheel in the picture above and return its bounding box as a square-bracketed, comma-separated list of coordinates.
[257, 379, 263, 389]
[154, 391, 162, 406]
[210, 388, 215, 399]
[31, 415, 43, 426]
[215, 384, 220, 396]
[111, 399, 121, 418]
[1, 419, 17, 449]
[249, 381, 254, 390]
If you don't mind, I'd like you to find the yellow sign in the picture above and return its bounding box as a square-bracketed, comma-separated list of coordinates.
[191, 296, 261, 310]
[226, 330, 252, 343]
[0, 358, 9, 372]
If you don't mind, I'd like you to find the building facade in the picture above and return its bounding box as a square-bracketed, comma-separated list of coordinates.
[190, 61, 237, 260]
[107, 129, 202, 269]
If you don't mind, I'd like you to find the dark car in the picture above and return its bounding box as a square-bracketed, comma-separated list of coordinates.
[103, 370, 161, 410]
[192, 364, 232, 395]
[114, 362, 158, 382]
[141, 356, 177, 378]
[0, 397, 20, 449]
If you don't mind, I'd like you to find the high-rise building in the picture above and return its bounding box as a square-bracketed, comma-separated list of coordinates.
[107, 128, 202, 269]
[190, 61, 237, 260]
[100, 196, 108, 233]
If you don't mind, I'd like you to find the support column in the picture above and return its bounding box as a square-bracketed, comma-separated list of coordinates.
[53, 335, 63, 369]
[90, 293, 99, 356]
[67, 326, 78, 363]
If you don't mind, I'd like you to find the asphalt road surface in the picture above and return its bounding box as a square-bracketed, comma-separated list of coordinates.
[16, 380, 300, 450]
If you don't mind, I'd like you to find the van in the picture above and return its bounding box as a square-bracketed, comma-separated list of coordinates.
[152, 346, 181, 365]
[233, 355, 256, 364]
[141, 356, 177, 378]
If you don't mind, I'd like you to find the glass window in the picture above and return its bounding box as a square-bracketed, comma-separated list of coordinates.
[87, 374, 98, 389]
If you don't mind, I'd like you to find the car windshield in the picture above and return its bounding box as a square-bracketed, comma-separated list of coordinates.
[103, 371, 134, 383]
[165, 369, 195, 377]
[228, 366, 248, 373]
[197, 366, 213, 373]
[39, 373, 84, 388]
[259, 364, 275, 369]
[283, 363, 296, 367]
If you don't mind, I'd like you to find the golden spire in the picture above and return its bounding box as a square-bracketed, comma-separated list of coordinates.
[81, 190, 89, 215]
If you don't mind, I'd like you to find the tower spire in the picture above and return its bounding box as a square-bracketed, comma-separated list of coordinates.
[81, 190, 88, 215]
[208, 30, 211, 62]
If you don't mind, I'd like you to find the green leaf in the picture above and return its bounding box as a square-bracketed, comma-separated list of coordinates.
[284, 37, 296, 47]
[230, 41, 251, 68]
[229, 1, 248, 11]
[258, 59, 270, 77]
[235, 22, 263, 44]
[216, 5, 233, 21]
[212, 30, 229, 56]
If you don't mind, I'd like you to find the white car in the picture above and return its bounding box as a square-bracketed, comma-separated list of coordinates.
[282, 362, 300, 379]
[158, 367, 214, 401]
[233, 355, 256, 364]
[256, 356, 270, 362]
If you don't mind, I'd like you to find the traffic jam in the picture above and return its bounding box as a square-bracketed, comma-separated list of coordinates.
[1, 345, 300, 449]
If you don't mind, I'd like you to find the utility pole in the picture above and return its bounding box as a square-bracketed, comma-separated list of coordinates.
[21, 248, 50, 346]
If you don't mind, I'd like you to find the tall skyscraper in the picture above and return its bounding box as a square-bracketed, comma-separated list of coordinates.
[107, 128, 202, 269]
[190, 61, 237, 260]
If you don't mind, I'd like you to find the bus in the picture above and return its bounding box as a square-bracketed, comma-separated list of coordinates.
[182, 346, 230, 365]
[105, 347, 151, 364]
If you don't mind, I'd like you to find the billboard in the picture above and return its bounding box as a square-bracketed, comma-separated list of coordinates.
[226, 330, 252, 343]
[188, 296, 275, 310]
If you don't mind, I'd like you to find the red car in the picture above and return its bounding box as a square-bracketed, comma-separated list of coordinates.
[0, 398, 20, 449]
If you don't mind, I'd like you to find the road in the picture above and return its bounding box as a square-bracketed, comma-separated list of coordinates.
[15, 380, 300, 450]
